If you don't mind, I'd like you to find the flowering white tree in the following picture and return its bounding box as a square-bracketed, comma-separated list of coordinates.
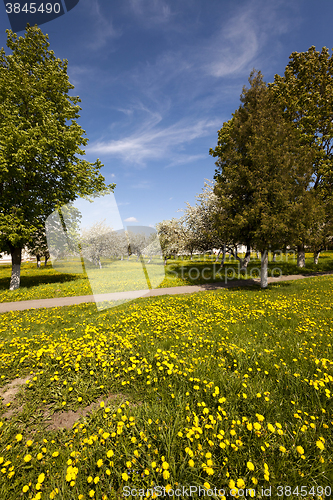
[156, 218, 186, 264]
[80, 221, 114, 269]
[181, 181, 251, 267]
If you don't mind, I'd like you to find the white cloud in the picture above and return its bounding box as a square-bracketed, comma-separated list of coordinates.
[129, 0, 173, 26]
[87, 117, 220, 165]
[80, 0, 121, 50]
[124, 217, 138, 222]
[204, 14, 259, 78]
[131, 180, 151, 189]
[165, 154, 207, 168]
[83, 0, 295, 170]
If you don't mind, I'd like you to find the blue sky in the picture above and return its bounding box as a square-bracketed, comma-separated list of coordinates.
[1, 0, 333, 229]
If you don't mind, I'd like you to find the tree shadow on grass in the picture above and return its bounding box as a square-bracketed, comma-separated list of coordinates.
[0, 273, 85, 291]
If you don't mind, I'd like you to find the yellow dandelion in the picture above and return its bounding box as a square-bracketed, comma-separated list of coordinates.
[163, 470, 170, 480]
[38, 473, 45, 484]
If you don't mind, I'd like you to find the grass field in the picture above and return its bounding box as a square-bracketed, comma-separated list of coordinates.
[1, 251, 333, 303]
[0, 274, 332, 498]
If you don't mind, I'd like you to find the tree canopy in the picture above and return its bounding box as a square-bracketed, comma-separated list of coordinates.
[210, 71, 317, 287]
[0, 25, 115, 289]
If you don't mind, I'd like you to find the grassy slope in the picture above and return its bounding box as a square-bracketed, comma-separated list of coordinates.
[0, 275, 332, 497]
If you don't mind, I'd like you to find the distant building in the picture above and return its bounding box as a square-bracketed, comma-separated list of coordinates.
[0, 249, 34, 264]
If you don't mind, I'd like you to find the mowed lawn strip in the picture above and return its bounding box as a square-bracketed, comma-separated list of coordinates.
[0, 275, 332, 497]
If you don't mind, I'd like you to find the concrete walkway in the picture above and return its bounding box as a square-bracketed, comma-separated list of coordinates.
[1, 271, 332, 314]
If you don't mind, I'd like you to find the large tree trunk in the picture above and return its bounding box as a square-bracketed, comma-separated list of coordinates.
[260, 250, 268, 289]
[297, 245, 306, 268]
[44, 255, 48, 266]
[37, 254, 41, 268]
[10, 247, 22, 290]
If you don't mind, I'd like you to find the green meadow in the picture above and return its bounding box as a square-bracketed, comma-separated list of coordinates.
[1, 251, 333, 303]
[0, 270, 332, 498]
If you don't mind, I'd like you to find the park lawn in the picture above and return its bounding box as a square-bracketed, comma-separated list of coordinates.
[0, 275, 332, 498]
[1, 251, 333, 304]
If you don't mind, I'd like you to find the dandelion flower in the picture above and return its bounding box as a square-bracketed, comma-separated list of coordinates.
[38, 473, 45, 484]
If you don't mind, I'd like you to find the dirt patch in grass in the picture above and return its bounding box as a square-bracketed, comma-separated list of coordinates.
[0, 376, 30, 418]
[1, 376, 143, 431]
[44, 392, 141, 431]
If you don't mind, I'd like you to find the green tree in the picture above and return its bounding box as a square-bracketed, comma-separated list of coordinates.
[0, 25, 115, 289]
[210, 71, 317, 288]
[270, 46, 333, 266]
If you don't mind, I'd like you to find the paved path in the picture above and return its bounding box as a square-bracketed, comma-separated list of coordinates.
[1, 271, 332, 314]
